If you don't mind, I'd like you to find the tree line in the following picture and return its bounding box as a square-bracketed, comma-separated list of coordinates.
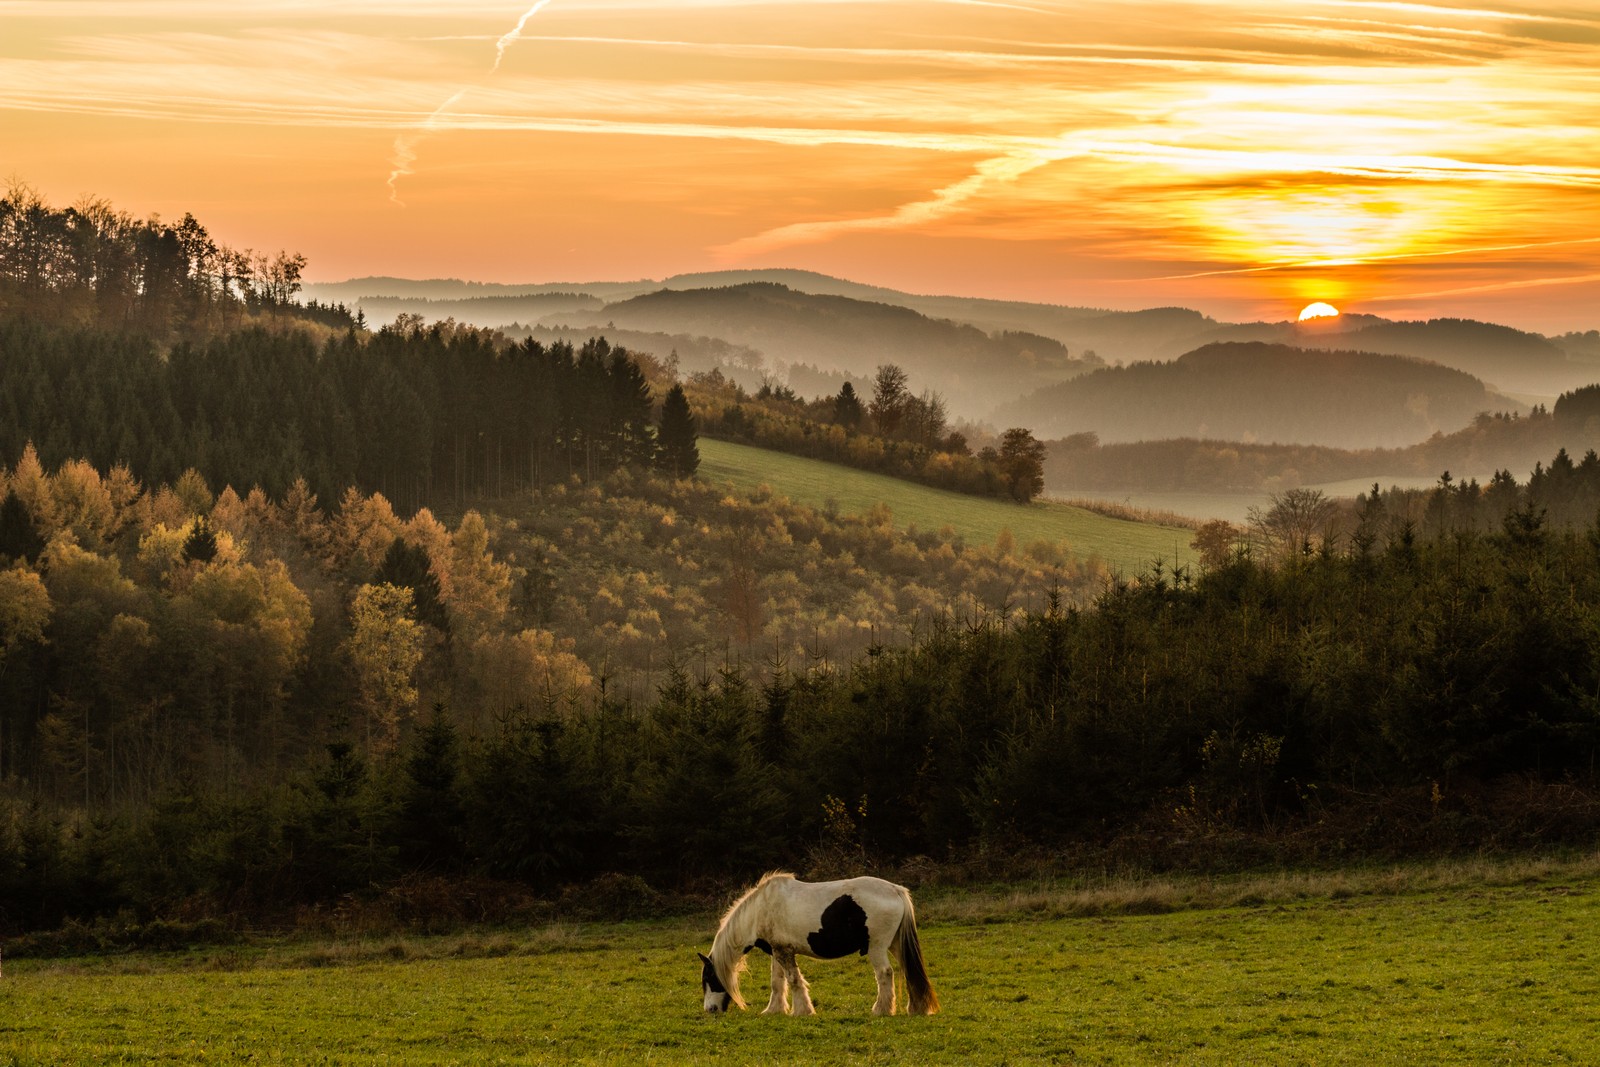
[1047, 399, 1598, 495]
[0, 442, 1096, 829]
[6, 450, 1600, 936]
[689, 363, 1048, 503]
[0, 181, 347, 338]
[0, 316, 700, 514]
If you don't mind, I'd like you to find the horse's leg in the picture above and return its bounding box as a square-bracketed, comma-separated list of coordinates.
[870, 941, 897, 1015]
[785, 953, 816, 1016]
[761, 952, 789, 1015]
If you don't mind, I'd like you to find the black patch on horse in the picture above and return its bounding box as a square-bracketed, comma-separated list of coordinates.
[700, 953, 726, 993]
[808, 895, 870, 959]
[745, 938, 772, 956]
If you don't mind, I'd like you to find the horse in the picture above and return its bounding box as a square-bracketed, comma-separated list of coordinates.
[698, 871, 939, 1016]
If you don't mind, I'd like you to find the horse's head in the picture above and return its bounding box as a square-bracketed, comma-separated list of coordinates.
[699, 951, 735, 1013]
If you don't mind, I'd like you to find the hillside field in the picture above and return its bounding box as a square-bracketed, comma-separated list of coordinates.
[699, 438, 1197, 575]
[5, 861, 1596, 1065]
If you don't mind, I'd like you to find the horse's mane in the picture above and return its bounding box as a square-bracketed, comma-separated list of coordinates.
[710, 871, 794, 1008]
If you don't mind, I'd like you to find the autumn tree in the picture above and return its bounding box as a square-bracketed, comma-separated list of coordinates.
[345, 582, 425, 756]
[997, 428, 1047, 503]
[0, 565, 50, 779]
[1191, 519, 1241, 570]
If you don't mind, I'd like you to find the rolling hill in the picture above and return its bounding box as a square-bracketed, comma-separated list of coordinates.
[698, 437, 1197, 573]
[997, 341, 1523, 449]
[543, 282, 1101, 419]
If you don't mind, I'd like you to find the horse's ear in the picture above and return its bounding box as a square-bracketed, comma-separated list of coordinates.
[698, 952, 711, 964]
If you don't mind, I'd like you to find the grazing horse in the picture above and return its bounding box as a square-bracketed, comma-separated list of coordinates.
[698, 872, 939, 1016]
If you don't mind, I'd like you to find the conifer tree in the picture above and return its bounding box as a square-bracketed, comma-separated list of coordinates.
[655, 383, 700, 479]
[833, 381, 864, 430]
[375, 536, 449, 634]
[0, 489, 43, 563]
[181, 514, 218, 564]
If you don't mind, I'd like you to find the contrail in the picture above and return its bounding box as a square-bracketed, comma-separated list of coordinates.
[492, 0, 554, 74]
[389, 2, 553, 204]
[387, 89, 468, 205]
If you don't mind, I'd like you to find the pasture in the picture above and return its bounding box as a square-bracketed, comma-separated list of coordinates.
[4, 860, 1597, 1065]
[698, 438, 1197, 575]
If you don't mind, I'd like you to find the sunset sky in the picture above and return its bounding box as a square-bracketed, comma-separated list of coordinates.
[4, 0, 1598, 331]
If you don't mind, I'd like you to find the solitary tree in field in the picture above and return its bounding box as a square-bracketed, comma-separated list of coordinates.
[997, 427, 1047, 503]
[656, 383, 700, 478]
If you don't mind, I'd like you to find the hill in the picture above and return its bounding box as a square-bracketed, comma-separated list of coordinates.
[545, 282, 1100, 419]
[305, 270, 1598, 413]
[347, 292, 603, 326]
[698, 438, 1195, 573]
[1306, 318, 1584, 396]
[999, 341, 1521, 449]
[1169, 317, 1588, 397]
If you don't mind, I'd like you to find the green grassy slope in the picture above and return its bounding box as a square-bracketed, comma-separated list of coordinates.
[8, 865, 1598, 1065]
[699, 438, 1196, 574]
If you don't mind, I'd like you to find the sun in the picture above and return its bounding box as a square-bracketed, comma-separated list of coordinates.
[1297, 302, 1340, 321]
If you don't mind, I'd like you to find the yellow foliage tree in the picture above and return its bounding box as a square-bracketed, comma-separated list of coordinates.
[446, 510, 510, 640]
[344, 582, 424, 756]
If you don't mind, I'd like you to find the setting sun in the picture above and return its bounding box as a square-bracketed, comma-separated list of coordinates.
[1298, 302, 1341, 322]
[4, 1, 1599, 330]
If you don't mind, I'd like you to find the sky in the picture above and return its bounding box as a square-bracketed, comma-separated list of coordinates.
[3, 0, 1599, 331]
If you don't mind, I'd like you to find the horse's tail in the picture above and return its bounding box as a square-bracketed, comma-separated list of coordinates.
[893, 889, 940, 1015]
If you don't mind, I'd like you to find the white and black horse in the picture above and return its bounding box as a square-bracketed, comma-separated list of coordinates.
[698, 872, 939, 1016]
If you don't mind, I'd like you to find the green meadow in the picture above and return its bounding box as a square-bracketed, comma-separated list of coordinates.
[6, 860, 1597, 1065]
[698, 438, 1197, 575]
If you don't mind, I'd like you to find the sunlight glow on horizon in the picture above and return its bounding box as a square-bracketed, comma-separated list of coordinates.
[3, 0, 1598, 331]
[1298, 301, 1342, 321]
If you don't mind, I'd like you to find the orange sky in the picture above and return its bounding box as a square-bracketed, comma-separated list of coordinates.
[4, 0, 1599, 331]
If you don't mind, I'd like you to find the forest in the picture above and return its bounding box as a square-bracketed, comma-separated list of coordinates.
[6, 188, 1600, 943]
[5, 449, 1600, 938]
[1001, 341, 1516, 449]
[1046, 399, 1600, 494]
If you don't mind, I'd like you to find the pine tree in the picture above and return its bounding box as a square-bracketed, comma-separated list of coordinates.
[181, 514, 218, 563]
[0, 489, 43, 563]
[608, 349, 656, 469]
[655, 383, 699, 479]
[833, 381, 864, 430]
[375, 536, 450, 634]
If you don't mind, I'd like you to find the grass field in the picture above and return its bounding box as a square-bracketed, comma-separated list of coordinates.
[698, 439, 1197, 575]
[6, 859, 1598, 1065]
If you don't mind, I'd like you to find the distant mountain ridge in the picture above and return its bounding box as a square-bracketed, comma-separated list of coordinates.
[543, 281, 1101, 418]
[304, 269, 1598, 427]
[998, 341, 1524, 450]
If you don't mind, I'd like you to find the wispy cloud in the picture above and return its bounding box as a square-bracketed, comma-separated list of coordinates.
[491, 0, 554, 73]
[5, 0, 1598, 326]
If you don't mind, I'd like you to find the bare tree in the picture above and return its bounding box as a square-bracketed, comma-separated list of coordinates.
[1248, 488, 1339, 559]
[868, 364, 910, 437]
